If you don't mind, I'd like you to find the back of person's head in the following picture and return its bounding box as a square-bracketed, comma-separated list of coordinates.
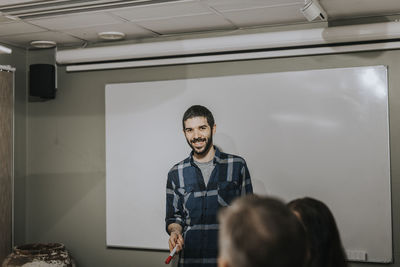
[182, 105, 215, 129]
[287, 197, 348, 267]
[218, 194, 307, 267]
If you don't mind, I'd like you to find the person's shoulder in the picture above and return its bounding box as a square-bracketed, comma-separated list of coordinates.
[168, 157, 191, 174]
[219, 151, 247, 164]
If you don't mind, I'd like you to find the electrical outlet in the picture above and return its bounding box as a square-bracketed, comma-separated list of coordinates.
[346, 250, 367, 261]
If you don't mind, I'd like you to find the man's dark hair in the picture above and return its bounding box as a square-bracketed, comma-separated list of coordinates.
[288, 197, 348, 267]
[182, 105, 215, 129]
[219, 195, 307, 267]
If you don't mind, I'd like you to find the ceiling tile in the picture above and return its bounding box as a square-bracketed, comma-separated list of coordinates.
[65, 22, 157, 42]
[0, 21, 45, 36]
[204, 0, 303, 12]
[220, 4, 306, 27]
[0, 0, 398, 49]
[27, 12, 125, 31]
[321, 0, 400, 19]
[0, 30, 83, 46]
[111, 0, 212, 21]
[136, 13, 236, 34]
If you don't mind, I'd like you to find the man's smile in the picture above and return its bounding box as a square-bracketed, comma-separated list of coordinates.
[191, 138, 207, 146]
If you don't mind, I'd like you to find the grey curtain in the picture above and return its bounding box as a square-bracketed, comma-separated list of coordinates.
[0, 69, 13, 263]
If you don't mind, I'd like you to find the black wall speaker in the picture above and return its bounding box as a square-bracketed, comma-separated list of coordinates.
[29, 64, 56, 99]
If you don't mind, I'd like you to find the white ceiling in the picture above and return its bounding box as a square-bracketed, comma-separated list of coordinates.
[0, 0, 399, 49]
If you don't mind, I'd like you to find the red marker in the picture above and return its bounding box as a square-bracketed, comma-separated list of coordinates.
[165, 245, 178, 264]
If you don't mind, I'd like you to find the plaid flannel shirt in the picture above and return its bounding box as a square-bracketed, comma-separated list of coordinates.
[166, 147, 253, 267]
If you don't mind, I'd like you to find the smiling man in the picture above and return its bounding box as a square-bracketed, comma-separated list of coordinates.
[165, 105, 253, 267]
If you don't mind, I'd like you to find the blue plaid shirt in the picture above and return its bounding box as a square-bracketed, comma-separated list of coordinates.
[166, 147, 253, 267]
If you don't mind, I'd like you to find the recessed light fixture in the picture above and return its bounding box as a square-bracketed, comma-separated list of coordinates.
[30, 40, 57, 49]
[98, 31, 126, 41]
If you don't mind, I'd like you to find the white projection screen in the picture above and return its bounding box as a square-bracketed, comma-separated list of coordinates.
[105, 66, 392, 263]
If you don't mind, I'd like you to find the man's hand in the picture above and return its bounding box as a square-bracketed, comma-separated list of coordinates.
[168, 223, 184, 253]
[169, 231, 184, 253]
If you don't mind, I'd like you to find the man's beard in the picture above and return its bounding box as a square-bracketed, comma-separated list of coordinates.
[187, 135, 213, 156]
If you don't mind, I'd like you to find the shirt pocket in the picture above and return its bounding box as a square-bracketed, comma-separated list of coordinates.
[217, 181, 240, 207]
[177, 185, 194, 196]
[183, 185, 194, 197]
[181, 185, 196, 214]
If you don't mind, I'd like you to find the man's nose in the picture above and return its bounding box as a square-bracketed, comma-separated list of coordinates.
[193, 129, 201, 138]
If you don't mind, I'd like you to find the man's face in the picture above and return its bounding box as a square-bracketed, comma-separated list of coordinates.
[183, 116, 215, 156]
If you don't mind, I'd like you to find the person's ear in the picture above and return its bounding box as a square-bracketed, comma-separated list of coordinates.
[182, 120, 187, 135]
[212, 124, 216, 135]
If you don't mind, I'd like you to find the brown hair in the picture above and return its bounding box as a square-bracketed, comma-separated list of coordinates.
[219, 195, 307, 267]
[288, 197, 348, 267]
[182, 105, 215, 130]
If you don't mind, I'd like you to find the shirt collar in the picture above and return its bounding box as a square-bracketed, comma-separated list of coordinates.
[189, 146, 221, 165]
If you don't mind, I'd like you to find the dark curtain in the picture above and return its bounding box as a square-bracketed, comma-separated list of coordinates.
[0, 69, 13, 263]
